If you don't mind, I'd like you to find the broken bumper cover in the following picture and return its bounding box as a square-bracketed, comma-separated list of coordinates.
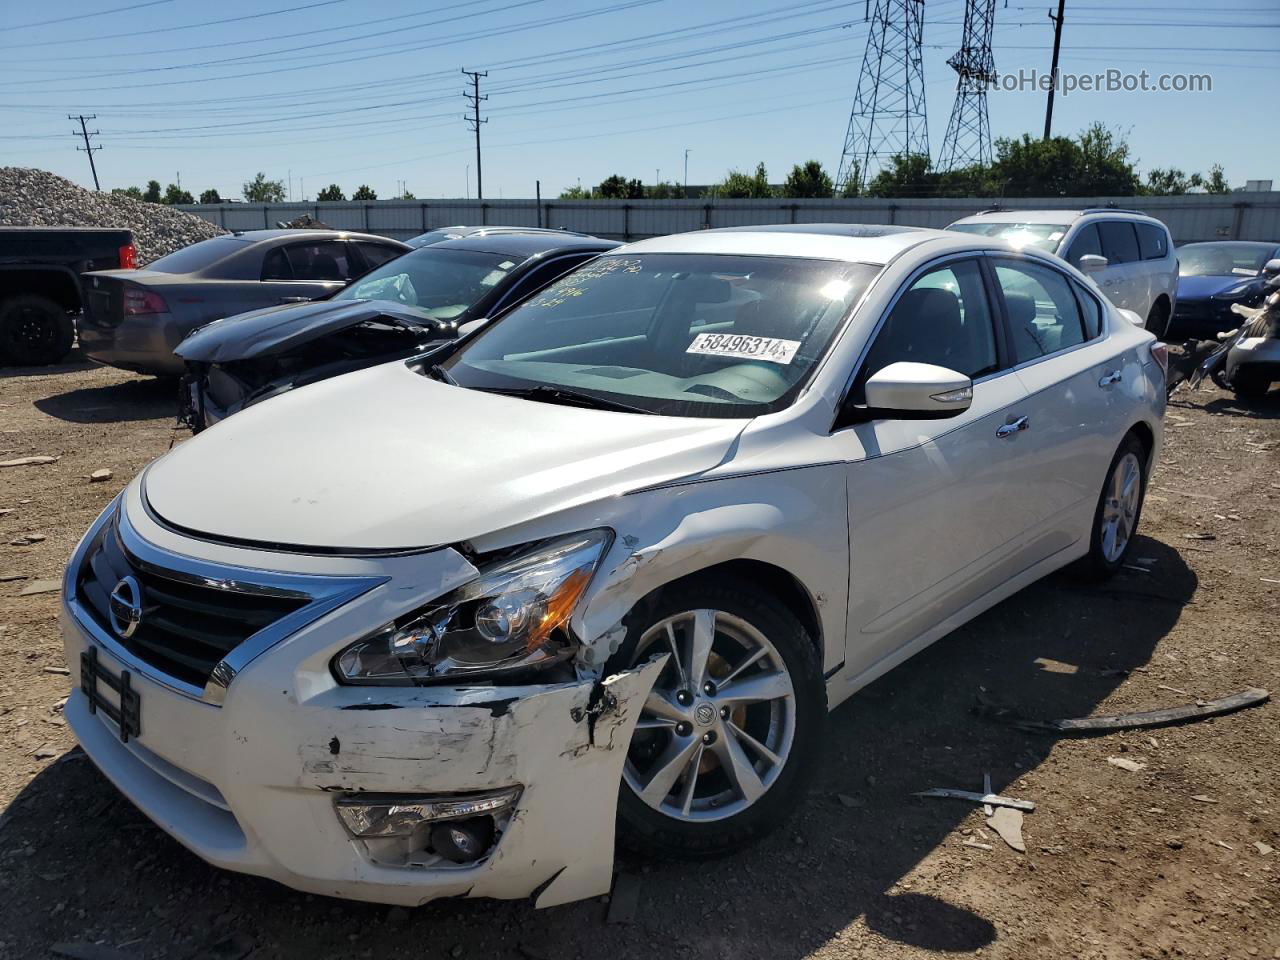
[59, 491, 661, 908]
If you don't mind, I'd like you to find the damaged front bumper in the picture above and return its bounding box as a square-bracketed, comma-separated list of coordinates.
[60, 490, 662, 908]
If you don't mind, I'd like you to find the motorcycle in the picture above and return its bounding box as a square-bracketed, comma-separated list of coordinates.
[1185, 258, 1280, 401]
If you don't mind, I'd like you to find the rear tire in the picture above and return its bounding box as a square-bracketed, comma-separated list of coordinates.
[1077, 433, 1149, 580]
[1232, 369, 1272, 401]
[610, 576, 825, 859]
[0, 295, 75, 365]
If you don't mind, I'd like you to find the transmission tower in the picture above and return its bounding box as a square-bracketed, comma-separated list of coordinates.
[937, 0, 997, 170]
[835, 0, 929, 195]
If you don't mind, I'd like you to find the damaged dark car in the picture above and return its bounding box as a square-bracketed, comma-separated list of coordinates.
[176, 233, 617, 430]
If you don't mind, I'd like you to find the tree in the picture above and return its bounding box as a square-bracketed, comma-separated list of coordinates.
[242, 172, 286, 203]
[198, 188, 221, 204]
[112, 186, 144, 200]
[143, 180, 162, 203]
[595, 174, 644, 199]
[399, 190, 416, 200]
[351, 184, 377, 200]
[1202, 164, 1230, 194]
[1075, 122, 1139, 195]
[716, 162, 773, 198]
[1141, 168, 1198, 196]
[163, 183, 194, 205]
[781, 160, 834, 199]
[645, 181, 684, 199]
[316, 183, 345, 201]
[558, 184, 591, 199]
[866, 154, 936, 198]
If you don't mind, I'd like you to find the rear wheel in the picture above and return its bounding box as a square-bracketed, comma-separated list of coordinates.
[1232, 368, 1272, 400]
[612, 577, 825, 858]
[1078, 434, 1148, 580]
[0, 295, 75, 366]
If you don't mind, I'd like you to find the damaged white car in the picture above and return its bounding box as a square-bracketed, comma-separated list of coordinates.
[61, 225, 1165, 908]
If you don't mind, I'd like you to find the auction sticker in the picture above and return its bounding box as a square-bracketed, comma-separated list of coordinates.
[686, 332, 801, 365]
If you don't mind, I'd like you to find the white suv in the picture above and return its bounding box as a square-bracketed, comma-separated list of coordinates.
[948, 209, 1178, 337]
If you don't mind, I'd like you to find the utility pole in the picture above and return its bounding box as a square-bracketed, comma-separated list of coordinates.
[1043, 0, 1066, 139]
[462, 69, 488, 201]
[684, 149, 691, 195]
[69, 114, 102, 191]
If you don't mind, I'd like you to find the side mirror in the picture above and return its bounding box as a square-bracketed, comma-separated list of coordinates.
[862, 362, 973, 420]
[1078, 254, 1109, 274]
[1262, 258, 1280, 279]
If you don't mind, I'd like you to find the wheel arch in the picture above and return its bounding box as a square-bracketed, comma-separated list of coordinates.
[0, 266, 82, 312]
[1127, 419, 1155, 467]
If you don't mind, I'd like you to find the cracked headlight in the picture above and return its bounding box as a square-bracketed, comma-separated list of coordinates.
[333, 529, 612, 685]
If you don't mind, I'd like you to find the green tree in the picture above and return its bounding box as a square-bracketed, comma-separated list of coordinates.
[142, 180, 162, 203]
[645, 181, 684, 199]
[1202, 164, 1230, 194]
[112, 186, 144, 200]
[866, 154, 936, 198]
[399, 190, 416, 200]
[242, 172, 286, 203]
[781, 160, 834, 199]
[1141, 168, 1199, 196]
[163, 183, 194, 205]
[558, 184, 591, 199]
[1075, 122, 1139, 195]
[198, 188, 221, 204]
[716, 162, 773, 198]
[351, 184, 377, 200]
[317, 183, 345, 201]
[596, 174, 644, 199]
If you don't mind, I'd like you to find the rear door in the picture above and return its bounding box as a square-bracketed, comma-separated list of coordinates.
[1095, 220, 1145, 312]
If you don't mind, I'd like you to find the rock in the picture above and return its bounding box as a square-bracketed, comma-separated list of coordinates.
[0, 456, 58, 468]
[450, 946, 463, 958]
[1107, 756, 1146, 772]
[88, 469, 113, 482]
[986, 807, 1026, 852]
[0, 508, 12, 517]
[836, 793, 861, 808]
[32, 744, 58, 759]
[9, 534, 46, 545]
[1166, 838, 1184, 849]
[1190, 795, 1219, 804]
[19, 579, 60, 596]
[0, 167, 227, 264]
[607, 873, 642, 925]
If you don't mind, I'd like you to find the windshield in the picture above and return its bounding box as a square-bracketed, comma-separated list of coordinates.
[145, 235, 250, 273]
[948, 221, 1067, 253]
[333, 246, 520, 320]
[440, 253, 880, 418]
[1178, 242, 1275, 277]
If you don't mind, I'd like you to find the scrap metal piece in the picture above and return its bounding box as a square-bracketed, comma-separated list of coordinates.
[974, 688, 1269, 735]
[986, 807, 1026, 852]
[914, 788, 1036, 812]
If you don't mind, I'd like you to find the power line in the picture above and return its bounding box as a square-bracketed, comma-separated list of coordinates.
[462, 69, 489, 200]
[69, 114, 103, 191]
[7, 0, 173, 30]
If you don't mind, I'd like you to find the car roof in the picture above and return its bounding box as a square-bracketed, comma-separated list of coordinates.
[228, 229, 409, 245]
[616, 224, 954, 266]
[950, 209, 1165, 226]
[431, 233, 618, 256]
[1177, 240, 1278, 250]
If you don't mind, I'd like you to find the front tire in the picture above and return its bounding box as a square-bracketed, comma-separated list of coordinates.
[611, 576, 825, 859]
[0, 295, 75, 365]
[1078, 433, 1148, 580]
[1232, 369, 1272, 401]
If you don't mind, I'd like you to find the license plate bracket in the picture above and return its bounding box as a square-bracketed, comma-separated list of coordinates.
[81, 646, 141, 743]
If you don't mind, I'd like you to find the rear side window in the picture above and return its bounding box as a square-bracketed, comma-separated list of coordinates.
[1135, 223, 1169, 260]
[146, 235, 250, 274]
[1098, 221, 1141, 264]
[992, 259, 1086, 363]
[1064, 224, 1101, 268]
[1073, 281, 1104, 339]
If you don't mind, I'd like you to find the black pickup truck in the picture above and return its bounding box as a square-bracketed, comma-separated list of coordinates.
[0, 226, 137, 365]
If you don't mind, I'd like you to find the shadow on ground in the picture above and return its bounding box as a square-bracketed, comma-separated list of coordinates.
[33, 374, 179, 424]
[1, 536, 1196, 959]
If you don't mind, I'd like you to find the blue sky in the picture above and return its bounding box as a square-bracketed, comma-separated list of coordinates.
[2, 0, 1276, 200]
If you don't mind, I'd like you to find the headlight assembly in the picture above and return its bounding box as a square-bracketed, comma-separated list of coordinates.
[333, 529, 612, 685]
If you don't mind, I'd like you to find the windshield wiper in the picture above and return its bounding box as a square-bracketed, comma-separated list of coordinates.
[480, 384, 654, 415]
[426, 362, 456, 385]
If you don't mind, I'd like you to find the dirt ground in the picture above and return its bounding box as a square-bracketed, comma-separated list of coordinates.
[0, 353, 1276, 960]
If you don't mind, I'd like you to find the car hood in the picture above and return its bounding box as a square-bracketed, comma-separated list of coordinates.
[175, 298, 452, 363]
[144, 361, 747, 551]
[1176, 274, 1259, 300]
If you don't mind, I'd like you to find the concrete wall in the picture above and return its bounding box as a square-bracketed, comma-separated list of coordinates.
[179, 193, 1280, 245]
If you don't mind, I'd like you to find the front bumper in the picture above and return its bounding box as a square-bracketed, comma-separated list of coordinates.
[80, 313, 189, 376]
[1226, 336, 1280, 380]
[61, 489, 661, 908]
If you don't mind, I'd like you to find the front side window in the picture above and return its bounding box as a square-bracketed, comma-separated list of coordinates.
[355, 242, 405, 271]
[862, 259, 1000, 384]
[1097, 221, 1140, 264]
[334, 247, 522, 320]
[442, 253, 881, 417]
[283, 241, 354, 281]
[1064, 223, 1102, 267]
[993, 259, 1087, 363]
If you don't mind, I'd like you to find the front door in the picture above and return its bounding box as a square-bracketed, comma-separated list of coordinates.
[829, 257, 1039, 678]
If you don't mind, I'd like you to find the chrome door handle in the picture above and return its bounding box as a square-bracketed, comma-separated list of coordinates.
[996, 416, 1029, 439]
[1098, 369, 1123, 387]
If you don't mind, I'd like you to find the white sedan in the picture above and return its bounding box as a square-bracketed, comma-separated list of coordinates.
[60, 224, 1165, 908]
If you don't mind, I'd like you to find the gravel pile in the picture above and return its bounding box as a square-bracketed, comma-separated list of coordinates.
[0, 167, 226, 265]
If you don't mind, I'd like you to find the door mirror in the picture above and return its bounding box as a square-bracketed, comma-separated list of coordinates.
[863, 362, 973, 419]
[1078, 254, 1108, 274]
[1262, 258, 1280, 279]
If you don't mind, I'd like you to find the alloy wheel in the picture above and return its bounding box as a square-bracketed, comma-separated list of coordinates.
[1100, 451, 1142, 563]
[623, 609, 796, 823]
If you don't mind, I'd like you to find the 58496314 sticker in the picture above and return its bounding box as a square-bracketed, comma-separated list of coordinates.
[686, 332, 801, 365]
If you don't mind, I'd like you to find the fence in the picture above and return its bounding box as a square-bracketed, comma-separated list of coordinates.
[179, 193, 1280, 245]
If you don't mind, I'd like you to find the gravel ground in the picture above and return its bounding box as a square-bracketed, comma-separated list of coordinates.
[0, 358, 1276, 960]
[0, 168, 226, 265]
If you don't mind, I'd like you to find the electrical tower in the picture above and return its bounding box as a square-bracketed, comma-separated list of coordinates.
[835, 0, 929, 195]
[69, 114, 102, 191]
[937, 0, 997, 170]
[462, 69, 488, 201]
